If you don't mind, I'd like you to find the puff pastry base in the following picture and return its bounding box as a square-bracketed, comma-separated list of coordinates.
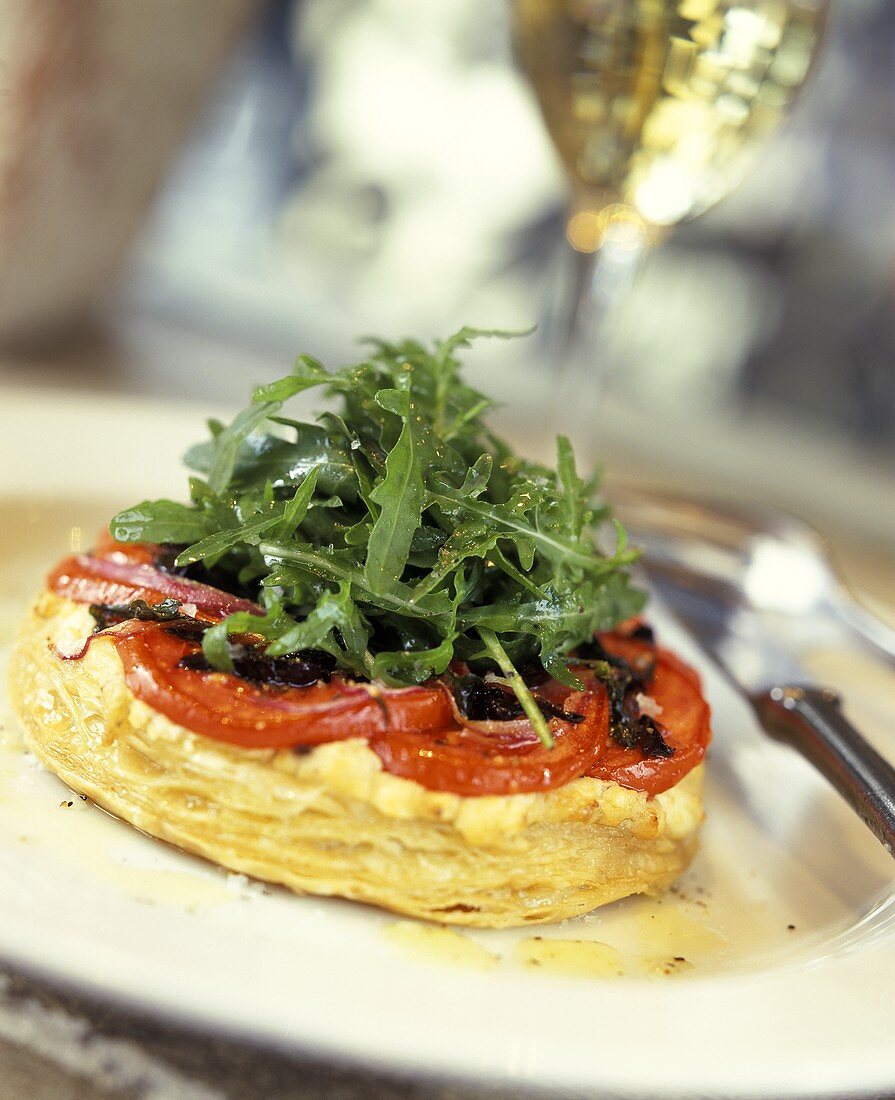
[8, 592, 705, 928]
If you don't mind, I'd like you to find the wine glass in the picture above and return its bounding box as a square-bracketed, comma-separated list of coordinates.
[510, 0, 829, 385]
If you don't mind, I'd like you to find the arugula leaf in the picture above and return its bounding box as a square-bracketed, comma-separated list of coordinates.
[260, 543, 455, 625]
[272, 468, 320, 540]
[369, 633, 456, 687]
[110, 500, 216, 545]
[555, 434, 582, 539]
[264, 583, 370, 667]
[208, 402, 278, 496]
[409, 520, 500, 602]
[202, 603, 287, 672]
[476, 627, 553, 748]
[187, 426, 357, 502]
[250, 354, 336, 404]
[427, 480, 633, 576]
[175, 510, 282, 566]
[364, 379, 426, 594]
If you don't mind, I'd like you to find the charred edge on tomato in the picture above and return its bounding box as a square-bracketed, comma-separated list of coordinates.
[178, 647, 337, 689]
[451, 674, 584, 725]
[575, 637, 674, 759]
[163, 620, 209, 643]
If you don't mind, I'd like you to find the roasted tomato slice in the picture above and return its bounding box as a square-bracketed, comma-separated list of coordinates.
[586, 634, 711, 797]
[111, 624, 454, 749]
[108, 620, 706, 794]
[368, 690, 608, 797]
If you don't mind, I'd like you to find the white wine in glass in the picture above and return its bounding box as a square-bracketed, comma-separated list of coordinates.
[511, 0, 828, 361]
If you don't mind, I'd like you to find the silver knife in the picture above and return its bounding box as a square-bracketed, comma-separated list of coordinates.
[637, 553, 895, 859]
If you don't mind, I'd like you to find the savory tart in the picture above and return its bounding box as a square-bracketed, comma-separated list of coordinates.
[9, 330, 710, 927]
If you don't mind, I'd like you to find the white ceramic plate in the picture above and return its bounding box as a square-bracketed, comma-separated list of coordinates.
[1, 388, 894, 1098]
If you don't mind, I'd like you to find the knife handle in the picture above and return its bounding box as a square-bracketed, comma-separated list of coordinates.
[754, 686, 895, 859]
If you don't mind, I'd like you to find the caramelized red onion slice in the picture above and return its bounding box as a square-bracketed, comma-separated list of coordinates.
[445, 687, 541, 743]
[49, 555, 262, 620]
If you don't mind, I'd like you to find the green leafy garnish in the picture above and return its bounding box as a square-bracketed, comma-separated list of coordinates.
[111, 329, 645, 745]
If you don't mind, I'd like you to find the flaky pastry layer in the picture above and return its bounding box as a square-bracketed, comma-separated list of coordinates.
[8, 592, 704, 927]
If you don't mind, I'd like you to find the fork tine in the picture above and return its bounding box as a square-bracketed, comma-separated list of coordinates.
[615, 488, 895, 669]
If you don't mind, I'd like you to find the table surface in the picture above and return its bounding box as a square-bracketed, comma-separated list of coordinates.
[0, 964, 547, 1100]
[1, 317, 892, 1100]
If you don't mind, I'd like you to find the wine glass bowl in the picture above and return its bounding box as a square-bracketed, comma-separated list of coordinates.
[510, 0, 829, 365]
[513, 0, 828, 238]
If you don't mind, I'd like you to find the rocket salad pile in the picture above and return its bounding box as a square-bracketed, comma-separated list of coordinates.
[110, 329, 644, 748]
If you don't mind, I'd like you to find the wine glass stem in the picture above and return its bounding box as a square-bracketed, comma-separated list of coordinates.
[543, 201, 651, 465]
[549, 210, 649, 376]
[555, 247, 602, 361]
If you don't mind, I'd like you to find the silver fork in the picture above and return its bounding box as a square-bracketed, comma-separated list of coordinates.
[611, 486, 895, 667]
[612, 485, 895, 855]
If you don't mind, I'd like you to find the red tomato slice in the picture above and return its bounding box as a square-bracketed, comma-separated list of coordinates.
[368, 690, 608, 796]
[585, 634, 711, 797]
[111, 624, 454, 749]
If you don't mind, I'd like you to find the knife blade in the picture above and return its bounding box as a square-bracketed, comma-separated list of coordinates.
[639, 554, 895, 859]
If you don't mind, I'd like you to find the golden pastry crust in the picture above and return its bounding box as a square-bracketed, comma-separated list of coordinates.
[8, 592, 704, 927]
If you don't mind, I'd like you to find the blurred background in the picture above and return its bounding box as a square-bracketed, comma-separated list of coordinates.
[0, 0, 892, 585]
